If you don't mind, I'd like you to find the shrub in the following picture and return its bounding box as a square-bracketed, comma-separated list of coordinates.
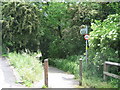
[88, 14, 120, 77]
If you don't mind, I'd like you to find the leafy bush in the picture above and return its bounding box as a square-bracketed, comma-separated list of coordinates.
[2, 2, 42, 52]
[88, 14, 120, 77]
[8, 52, 43, 87]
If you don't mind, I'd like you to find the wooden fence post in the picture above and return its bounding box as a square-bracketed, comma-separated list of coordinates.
[103, 61, 120, 83]
[103, 62, 108, 81]
[79, 58, 82, 86]
[44, 59, 48, 87]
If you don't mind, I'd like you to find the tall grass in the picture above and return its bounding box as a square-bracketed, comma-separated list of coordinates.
[8, 52, 43, 87]
[49, 55, 118, 88]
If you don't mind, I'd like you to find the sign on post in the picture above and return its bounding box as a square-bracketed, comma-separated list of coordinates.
[80, 26, 88, 35]
[84, 34, 90, 40]
[84, 34, 89, 64]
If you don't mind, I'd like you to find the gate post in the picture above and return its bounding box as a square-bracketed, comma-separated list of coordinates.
[103, 62, 108, 81]
[79, 58, 82, 85]
[44, 59, 48, 87]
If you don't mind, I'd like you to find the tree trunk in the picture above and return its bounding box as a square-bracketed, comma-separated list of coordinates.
[58, 25, 62, 39]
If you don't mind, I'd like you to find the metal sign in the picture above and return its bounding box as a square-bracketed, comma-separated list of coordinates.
[80, 26, 88, 35]
[84, 34, 89, 40]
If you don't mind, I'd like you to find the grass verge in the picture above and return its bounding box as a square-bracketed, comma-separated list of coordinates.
[8, 52, 43, 87]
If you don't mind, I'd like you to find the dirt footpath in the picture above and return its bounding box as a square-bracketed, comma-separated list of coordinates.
[48, 66, 79, 88]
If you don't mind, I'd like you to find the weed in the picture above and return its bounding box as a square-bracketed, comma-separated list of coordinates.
[42, 85, 48, 88]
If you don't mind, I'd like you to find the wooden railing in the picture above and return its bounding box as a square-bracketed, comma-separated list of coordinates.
[103, 61, 120, 80]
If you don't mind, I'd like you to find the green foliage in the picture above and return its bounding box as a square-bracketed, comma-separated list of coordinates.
[8, 52, 43, 87]
[3, 2, 120, 59]
[42, 85, 48, 88]
[46, 3, 70, 27]
[39, 2, 120, 59]
[38, 2, 72, 58]
[90, 14, 120, 48]
[32, 2, 92, 58]
[2, 2, 42, 52]
[107, 2, 120, 14]
[90, 14, 119, 60]
[88, 14, 120, 77]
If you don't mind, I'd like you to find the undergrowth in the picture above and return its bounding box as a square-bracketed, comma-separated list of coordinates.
[8, 52, 43, 87]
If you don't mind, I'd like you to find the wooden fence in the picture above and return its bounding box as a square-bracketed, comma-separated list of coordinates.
[103, 61, 120, 80]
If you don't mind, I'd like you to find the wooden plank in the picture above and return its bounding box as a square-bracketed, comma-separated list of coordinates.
[105, 61, 120, 67]
[103, 71, 120, 79]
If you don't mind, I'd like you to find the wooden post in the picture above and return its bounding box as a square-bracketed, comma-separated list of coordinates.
[44, 59, 48, 87]
[103, 62, 108, 81]
[79, 58, 82, 85]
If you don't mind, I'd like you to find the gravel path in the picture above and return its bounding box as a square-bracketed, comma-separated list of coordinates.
[34, 66, 79, 88]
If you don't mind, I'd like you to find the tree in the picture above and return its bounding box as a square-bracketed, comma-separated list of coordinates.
[2, 2, 42, 52]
